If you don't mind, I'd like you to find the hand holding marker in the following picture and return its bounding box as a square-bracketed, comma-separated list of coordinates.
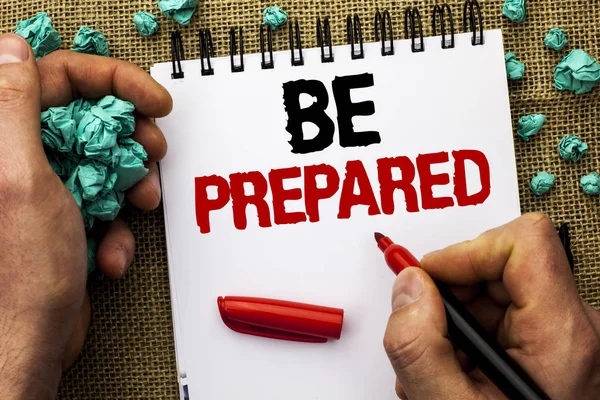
[374, 232, 551, 400]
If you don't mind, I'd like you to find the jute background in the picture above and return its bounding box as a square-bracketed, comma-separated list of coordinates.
[1, 0, 599, 398]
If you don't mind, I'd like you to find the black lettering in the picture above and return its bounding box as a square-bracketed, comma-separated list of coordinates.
[282, 79, 335, 154]
[332, 73, 380, 148]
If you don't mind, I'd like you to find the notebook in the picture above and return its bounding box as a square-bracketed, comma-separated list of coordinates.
[150, 4, 521, 399]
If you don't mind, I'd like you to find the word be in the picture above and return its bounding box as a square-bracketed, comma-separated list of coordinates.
[194, 150, 491, 234]
[283, 73, 379, 154]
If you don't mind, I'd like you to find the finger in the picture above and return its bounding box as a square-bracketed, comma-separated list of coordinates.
[486, 280, 511, 307]
[384, 267, 480, 399]
[581, 301, 600, 335]
[421, 212, 578, 311]
[38, 50, 172, 117]
[455, 348, 473, 372]
[131, 117, 167, 162]
[464, 296, 505, 333]
[96, 218, 135, 279]
[395, 378, 407, 399]
[0, 34, 46, 160]
[126, 162, 161, 211]
[62, 292, 91, 371]
[447, 283, 482, 303]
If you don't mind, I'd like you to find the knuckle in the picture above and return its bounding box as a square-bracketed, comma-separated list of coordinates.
[0, 74, 36, 107]
[466, 237, 488, 277]
[520, 212, 554, 232]
[384, 331, 427, 373]
[0, 161, 53, 200]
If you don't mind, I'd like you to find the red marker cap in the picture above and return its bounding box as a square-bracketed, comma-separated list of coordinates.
[217, 296, 344, 343]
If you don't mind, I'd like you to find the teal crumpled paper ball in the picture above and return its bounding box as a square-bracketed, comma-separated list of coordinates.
[558, 135, 588, 162]
[72, 26, 109, 56]
[544, 28, 567, 51]
[42, 96, 149, 274]
[580, 172, 600, 195]
[505, 52, 525, 80]
[530, 172, 555, 196]
[113, 138, 149, 191]
[517, 114, 546, 141]
[553, 49, 600, 95]
[502, 0, 527, 23]
[263, 6, 288, 30]
[133, 11, 159, 37]
[96, 95, 136, 136]
[14, 12, 62, 59]
[41, 107, 77, 153]
[76, 106, 121, 165]
[158, 0, 199, 25]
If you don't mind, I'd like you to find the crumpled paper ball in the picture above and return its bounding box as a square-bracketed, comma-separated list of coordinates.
[558, 135, 588, 162]
[530, 172, 555, 196]
[580, 172, 600, 195]
[96, 95, 136, 136]
[263, 6, 288, 30]
[158, 0, 199, 25]
[41, 107, 77, 152]
[45, 151, 80, 180]
[72, 26, 109, 56]
[505, 52, 525, 80]
[42, 96, 149, 274]
[517, 114, 546, 141]
[76, 106, 121, 166]
[65, 159, 109, 204]
[133, 11, 159, 37]
[544, 28, 568, 51]
[553, 49, 600, 95]
[113, 137, 149, 191]
[502, 0, 527, 23]
[14, 12, 62, 59]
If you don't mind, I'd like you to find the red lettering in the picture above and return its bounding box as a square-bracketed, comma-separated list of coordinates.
[337, 160, 381, 219]
[230, 171, 272, 230]
[377, 157, 419, 213]
[416, 152, 454, 210]
[304, 164, 340, 223]
[268, 167, 306, 225]
[195, 175, 231, 234]
[453, 150, 491, 206]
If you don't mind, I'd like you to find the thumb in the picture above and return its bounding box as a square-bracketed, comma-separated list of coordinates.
[0, 34, 44, 161]
[383, 267, 479, 399]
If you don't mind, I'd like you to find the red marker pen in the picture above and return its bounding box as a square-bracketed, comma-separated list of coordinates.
[375, 232, 550, 400]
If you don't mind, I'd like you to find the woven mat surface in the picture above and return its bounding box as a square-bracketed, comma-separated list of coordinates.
[1, 0, 599, 398]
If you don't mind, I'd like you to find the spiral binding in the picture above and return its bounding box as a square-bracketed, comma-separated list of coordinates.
[199, 28, 214, 76]
[404, 7, 424, 52]
[169, 0, 484, 79]
[230, 27, 244, 72]
[433, 4, 455, 49]
[170, 30, 184, 79]
[289, 20, 304, 66]
[346, 13, 364, 59]
[316, 17, 334, 63]
[374, 10, 394, 56]
[259, 24, 274, 69]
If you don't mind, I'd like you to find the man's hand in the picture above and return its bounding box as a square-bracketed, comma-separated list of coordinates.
[0, 33, 171, 399]
[383, 212, 600, 399]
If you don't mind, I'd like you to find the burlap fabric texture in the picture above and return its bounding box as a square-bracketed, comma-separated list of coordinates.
[1, 0, 599, 399]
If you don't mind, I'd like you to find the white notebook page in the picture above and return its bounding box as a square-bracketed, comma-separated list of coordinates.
[151, 29, 520, 399]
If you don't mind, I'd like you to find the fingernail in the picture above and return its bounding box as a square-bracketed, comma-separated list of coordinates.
[392, 268, 423, 310]
[149, 167, 161, 203]
[117, 248, 128, 274]
[0, 34, 29, 64]
[423, 249, 440, 259]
